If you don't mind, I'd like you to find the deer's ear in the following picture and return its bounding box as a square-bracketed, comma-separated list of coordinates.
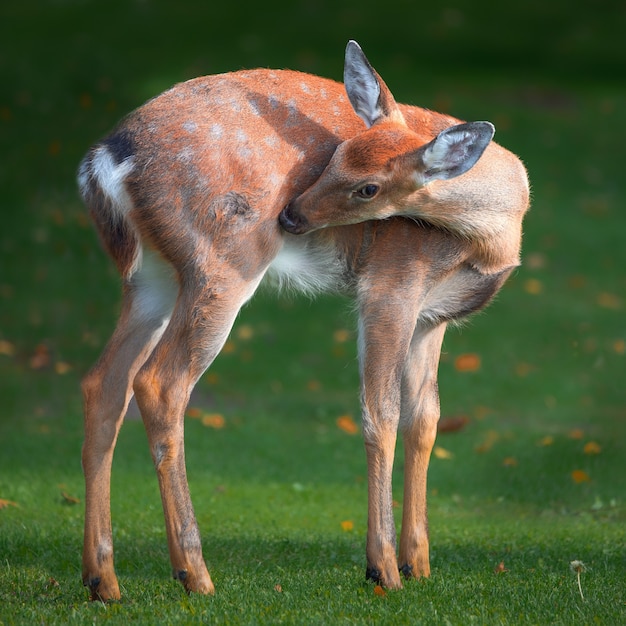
[415, 122, 495, 184]
[344, 40, 402, 128]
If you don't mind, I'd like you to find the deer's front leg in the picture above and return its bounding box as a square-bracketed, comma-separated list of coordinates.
[398, 322, 447, 579]
[358, 298, 418, 590]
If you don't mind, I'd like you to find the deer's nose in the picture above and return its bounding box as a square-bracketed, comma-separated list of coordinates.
[279, 202, 308, 235]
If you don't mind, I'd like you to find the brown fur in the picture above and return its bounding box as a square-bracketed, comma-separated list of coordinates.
[78, 46, 529, 600]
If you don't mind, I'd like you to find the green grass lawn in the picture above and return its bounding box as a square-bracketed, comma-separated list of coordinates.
[1, 1, 625, 624]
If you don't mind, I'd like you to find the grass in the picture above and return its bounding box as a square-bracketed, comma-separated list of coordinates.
[1, 1, 625, 624]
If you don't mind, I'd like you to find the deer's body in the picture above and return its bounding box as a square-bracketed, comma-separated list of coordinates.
[78, 43, 529, 601]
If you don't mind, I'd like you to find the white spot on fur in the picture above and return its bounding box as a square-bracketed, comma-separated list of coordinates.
[177, 146, 195, 164]
[210, 124, 224, 139]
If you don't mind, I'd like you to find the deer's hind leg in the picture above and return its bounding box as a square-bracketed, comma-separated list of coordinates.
[131, 216, 279, 595]
[82, 249, 178, 601]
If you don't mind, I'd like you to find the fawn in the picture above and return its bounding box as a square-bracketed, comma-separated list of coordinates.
[78, 41, 529, 600]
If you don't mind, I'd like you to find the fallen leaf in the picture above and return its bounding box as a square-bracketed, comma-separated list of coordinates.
[597, 292, 621, 310]
[454, 353, 481, 372]
[333, 329, 351, 343]
[61, 491, 80, 505]
[537, 436, 554, 447]
[274, 584, 283, 593]
[438, 415, 469, 434]
[236, 324, 254, 340]
[494, 561, 508, 574]
[525, 252, 547, 269]
[29, 344, 51, 369]
[55, 361, 71, 375]
[340, 520, 354, 532]
[583, 441, 601, 455]
[221, 340, 236, 355]
[433, 446, 453, 460]
[524, 278, 543, 295]
[475, 430, 500, 453]
[515, 362, 534, 377]
[568, 275, 587, 289]
[336, 415, 359, 435]
[202, 413, 225, 429]
[571, 469, 591, 484]
[612, 339, 625, 355]
[332, 345, 347, 358]
[204, 372, 220, 385]
[47, 577, 60, 588]
[373, 585, 387, 598]
[0, 498, 18, 509]
[0, 340, 16, 357]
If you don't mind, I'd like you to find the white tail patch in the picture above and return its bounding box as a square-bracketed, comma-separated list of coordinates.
[86, 147, 135, 218]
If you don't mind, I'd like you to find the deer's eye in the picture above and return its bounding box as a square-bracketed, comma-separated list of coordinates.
[355, 184, 379, 199]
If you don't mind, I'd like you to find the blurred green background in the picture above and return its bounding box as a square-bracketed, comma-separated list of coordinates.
[1, 0, 624, 423]
[0, 0, 625, 621]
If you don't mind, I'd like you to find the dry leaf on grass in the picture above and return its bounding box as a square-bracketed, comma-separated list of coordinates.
[454, 353, 481, 372]
[571, 469, 591, 484]
[30, 344, 51, 369]
[0, 340, 16, 357]
[583, 441, 601, 455]
[537, 435, 554, 447]
[433, 446, 453, 460]
[438, 415, 469, 434]
[61, 491, 80, 505]
[202, 413, 225, 429]
[524, 278, 543, 294]
[336, 415, 359, 435]
[475, 430, 500, 453]
[333, 329, 351, 343]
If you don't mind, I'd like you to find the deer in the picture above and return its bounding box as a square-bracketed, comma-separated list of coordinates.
[77, 40, 529, 601]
